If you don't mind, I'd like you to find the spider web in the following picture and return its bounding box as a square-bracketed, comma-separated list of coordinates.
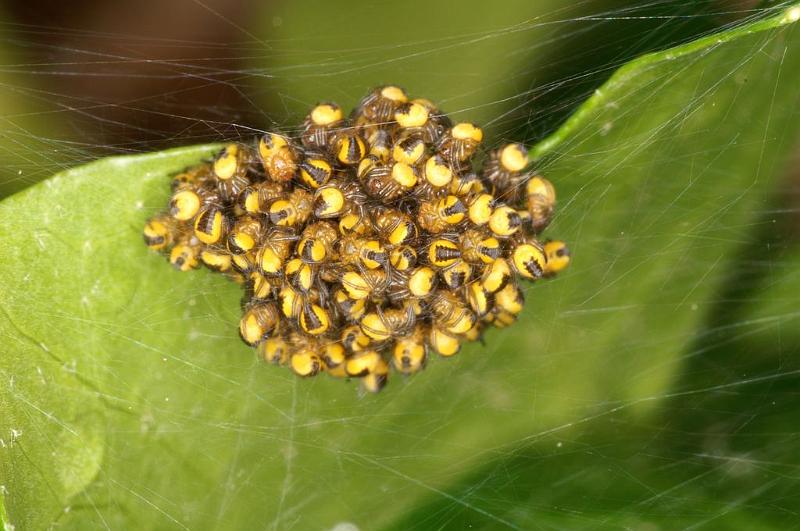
[1, 1, 800, 529]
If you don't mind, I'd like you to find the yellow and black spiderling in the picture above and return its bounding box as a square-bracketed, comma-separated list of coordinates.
[169, 239, 201, 272]
[143, 85, 570, 393]
[335, 288, 368, 321]
[193, 205, 229, 245]
[259, 335, 289, 365]
[449, 171, 482, 197]
[359, 304, 416, 342]
[201, 248, 233, 272]
[212, 144, 253, 201]
[488, 204, 523, 238]
[492, 281, 525, 328]
[169, 187, 207, 221]
[483, 143, 530, 200]
[171, 164, 212, 192]
[511, 239, 547, 280]
[466, 192, 494, 226]
[299, 302, 331, 336]
[302, 103, 344, 150]
[429, 291, 476, 336]
[297, 221, 338, 264]
[440, 260, 472, 290]
[394, 101, 448, 145]
[410, 98, 453, 144]
[437, 122, 483, 163]
[392, 326, 427, 374]
[426, 237, 461, 269]
[418, 195, 467, 233]
[143, 214, 178, 251]
[290, 344, 322, 377]
[248, 270, 274, 300]
[341, 268, 388, 301]
[429, 326, 461, 357]
[371, 207, 418, 247]
[459, 229, 501, 265]
[353, 85, 408, 124]
[227, 215, 263, 255]
[256, 226, 296, 275]
[390, 245, 417, 271]
[405, 266, 437, 299]
[320, 341, 347, 372]
[543, 240, 571, 276]
[421, 154, 454, 189]
[392, 133, 427, 166]
[239, 180, 285, 216]
[333, 131, 367, 166]
[466, 282, 492, 318]
[239, 301, 280, 346]
[268, 188, 312, 227]
[298, 157, 334, 189]
[481, 257, 512, 294]
[525, 175, 557, 233]
[285, 257, 315, 292]
[338, 234, 387, 270]
[359, 158, 417, 202]
[313, 178, 365, 219]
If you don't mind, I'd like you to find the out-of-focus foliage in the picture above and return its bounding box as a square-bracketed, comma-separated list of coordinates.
[0, 13, 69, 197]
[0, 0, 742, 197]
[255, 0, 726, 136]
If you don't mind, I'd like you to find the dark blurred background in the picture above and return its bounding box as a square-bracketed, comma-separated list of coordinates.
[0, 0, 763, 196]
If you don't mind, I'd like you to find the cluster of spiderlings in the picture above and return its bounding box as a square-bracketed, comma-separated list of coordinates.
[143, 85, 570, 393]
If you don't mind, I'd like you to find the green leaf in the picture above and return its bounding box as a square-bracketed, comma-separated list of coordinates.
[2, 6, 800, 529]
[390, 200, 800, 531]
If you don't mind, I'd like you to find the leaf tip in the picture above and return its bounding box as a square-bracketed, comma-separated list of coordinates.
[782, 5, 800, 24]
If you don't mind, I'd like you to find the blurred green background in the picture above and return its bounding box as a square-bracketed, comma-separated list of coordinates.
[2, 1, 800, 529]
[0, 0, 749, 197]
